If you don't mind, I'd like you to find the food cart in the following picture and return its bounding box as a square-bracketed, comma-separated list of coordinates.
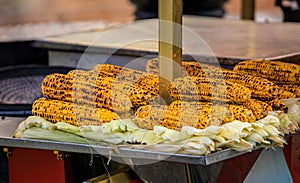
[1, 1, 300, 182]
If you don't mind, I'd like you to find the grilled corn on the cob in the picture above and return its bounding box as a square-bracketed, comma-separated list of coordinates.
[32, 98, 119, 126]
[135, 104, 168, 129]
[278, 89, 296, 99]
[243, 99, 272, 120]
[278, 84, 300, 98]
[42, 73, 132, 112]
[93, 64, 146, 82]
[233, 60, 300, 84]
[135, 100, 261, 130]
[226, 104, 256, 123]
[146, 58, 223, 78]
[147, 59, 280, 100]
[168, 77, 251, 103]
[162, 105, 233, 130]
[222, 70, 279, 100]
[94, 64, 160, 106]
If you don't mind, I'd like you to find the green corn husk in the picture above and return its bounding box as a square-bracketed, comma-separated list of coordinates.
[21, 127, 88, 144]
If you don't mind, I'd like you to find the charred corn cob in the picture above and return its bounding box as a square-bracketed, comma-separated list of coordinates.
[42, 73, 132, 112]
[162, 104, 234, 130]
[278, 84, 300, 98]
[94, 64, 160, 106]
[268, 99, 288, 113]
[226, 104, 256, 122]
[171, 101, 258, 123]
[93, 64, 146, 82]
[135, 100, 259, 130]
[165, 101, 212, 129]
[135, 104, 168, 129]
[134, 74, 159, 96]
[243, 99, 272, 120]
[67, 69, 96, 78]
[135, 101, 234, 130]
[222, 70, 279, 100]
[43, 69, 159, 110]
[168, 77, 251, 103]
[68, 69, 134, 93]
[32, 98, 119, 126]
[129, 86, 158, 108]
[168, 100, 213, 109]
[147, 58, 281, 100]
[278, 89, 296, 99]
[93, 63, 159, 91]
[170, 101, 254, 123]
[146, 58, 223, 78]
[168, 100, 234, 125]
[233, 60, 300, 84]
[84, 69, 159, 106]
[182, 61, 224, 78]
[129, 74, 159, 107]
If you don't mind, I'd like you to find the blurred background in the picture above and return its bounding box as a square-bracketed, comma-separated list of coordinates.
[0, 0, 282, 26]
[0, 0, 284, 66]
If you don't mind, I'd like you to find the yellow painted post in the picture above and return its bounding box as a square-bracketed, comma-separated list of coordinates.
[158, 0, 182, 104]
[241, 0, 255, 20]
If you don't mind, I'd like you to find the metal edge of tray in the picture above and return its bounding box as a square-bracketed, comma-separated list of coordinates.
[32, 40, 157, 57]
[33, 40, 248, 68]
[0, 136, 252, 165]
[33, 40, 300, 66]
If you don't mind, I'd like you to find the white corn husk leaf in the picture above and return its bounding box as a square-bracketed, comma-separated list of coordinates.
[102, 119, 141, 133]
[208, 134, 228, 144]
[278, 113, 299, 134]
[181, 126, 205, 136]
[21, 127, 88, 144]
[181, 125, 223, 136]
[25, 116, 54, 129]
[218, 121, 252, 142]
[187, 136, 216, 152]
[54, 122, 80, 133]
[256, 115, 280, 127]
[80, 125, 105, 133]
[153, 126, 190, 142]
[222, 138, 254, 152]
[281, 98, 300, 123]
[181, 142, 209, 155]
[266, 135, 286, 148]
[124, 129, 162, 145]
[14, 116, 55, 138]
[245, 132, 264, 144]
[81, 131, 125, 144]
[252, 127, 269, 137]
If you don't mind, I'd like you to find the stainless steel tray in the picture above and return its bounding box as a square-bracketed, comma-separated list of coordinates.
[0, 117, 253, 165]
[0, 136, 252, 165]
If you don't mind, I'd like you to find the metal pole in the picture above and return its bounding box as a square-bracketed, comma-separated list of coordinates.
[158, 0, 182, 104]
[241, 0, 255, 20]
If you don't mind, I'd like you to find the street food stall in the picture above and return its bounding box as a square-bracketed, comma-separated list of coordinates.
[0, 1, 300, 182]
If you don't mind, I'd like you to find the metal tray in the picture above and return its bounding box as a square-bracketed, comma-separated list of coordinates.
[0, 136, 253, 165]
[0, 117, 261, 166]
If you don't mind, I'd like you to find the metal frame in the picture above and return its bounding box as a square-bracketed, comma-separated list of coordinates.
[0, 136, 254, 165]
